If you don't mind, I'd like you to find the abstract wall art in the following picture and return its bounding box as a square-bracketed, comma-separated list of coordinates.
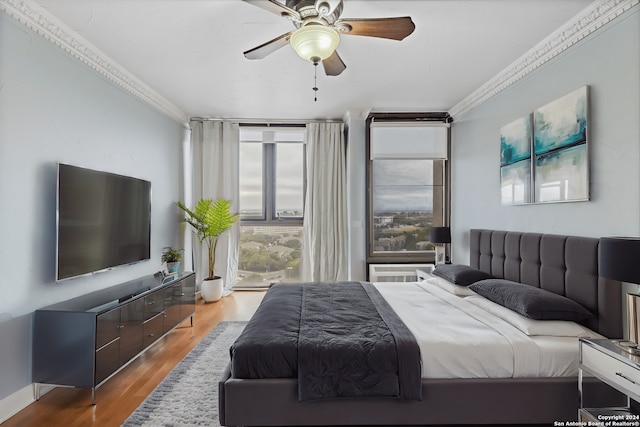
[533, 86, 589, 203]
[499, 86, 589, 205]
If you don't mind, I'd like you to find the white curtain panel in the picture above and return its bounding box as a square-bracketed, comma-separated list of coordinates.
[301, 122, 348, 282]
[190, 120, 240, 295]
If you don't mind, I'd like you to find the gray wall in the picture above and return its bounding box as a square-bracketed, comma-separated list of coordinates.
[0, 13, 188, 402]
[451, 6, 640, 265]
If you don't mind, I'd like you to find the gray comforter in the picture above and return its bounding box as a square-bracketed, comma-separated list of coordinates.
[229, 282, 422, 402]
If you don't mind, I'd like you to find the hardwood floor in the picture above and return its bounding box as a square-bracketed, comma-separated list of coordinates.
[4, 290, 265, 427]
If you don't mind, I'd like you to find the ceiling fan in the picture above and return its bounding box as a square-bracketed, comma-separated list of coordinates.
[242, 0, 416, 76]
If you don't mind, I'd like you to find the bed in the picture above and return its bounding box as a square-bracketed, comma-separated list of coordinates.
[218, 229, 625, 426]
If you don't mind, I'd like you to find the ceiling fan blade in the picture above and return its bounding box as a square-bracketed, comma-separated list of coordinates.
[336, 17, 415, 41]
[322, 50, 346, 76]
[242, 0, 301, 20]
[244, 32, 293, 59]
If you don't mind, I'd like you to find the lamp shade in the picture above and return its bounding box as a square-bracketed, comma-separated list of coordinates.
[430, 227, 451, 244]
[290, 24, 340, 62]
[599, 237, 640, 283]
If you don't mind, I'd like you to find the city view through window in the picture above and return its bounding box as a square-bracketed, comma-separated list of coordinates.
[371, 159, 443, 257]
[236, 224, 303, 288]
[236, 129, 304, 288]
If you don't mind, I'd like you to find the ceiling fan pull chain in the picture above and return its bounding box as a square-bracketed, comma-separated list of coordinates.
[312, 58, 319, 102]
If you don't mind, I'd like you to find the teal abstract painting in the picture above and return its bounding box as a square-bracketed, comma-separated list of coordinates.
[500, 115, 532, 166]
[533, 86, 589, 203]
[500, 115, 532, 204]
[535, 144, 588, 202]
[501, 159, 531, 205]
[534, 86, 587, 155]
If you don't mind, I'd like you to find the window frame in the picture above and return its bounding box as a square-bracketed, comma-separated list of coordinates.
[239, 125, 306, 228]
[365, 113, 452, 264]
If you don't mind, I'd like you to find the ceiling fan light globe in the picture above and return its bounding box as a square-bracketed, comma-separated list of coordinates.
[290, 25, 340, 62]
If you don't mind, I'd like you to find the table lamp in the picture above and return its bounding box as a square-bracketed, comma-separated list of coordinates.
[430, 226, 451, 265]
[599, 236, 640, 353]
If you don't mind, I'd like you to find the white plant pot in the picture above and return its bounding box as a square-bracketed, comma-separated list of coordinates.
[201, 277, 223, 302]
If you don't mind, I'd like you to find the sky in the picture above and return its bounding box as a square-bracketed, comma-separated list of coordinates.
[239, 137, 304, 213]
[373, 159, 435, 212]
[239, 130, 438, 214]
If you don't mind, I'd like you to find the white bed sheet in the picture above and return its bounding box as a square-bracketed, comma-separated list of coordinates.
[373, 281, 592, 379]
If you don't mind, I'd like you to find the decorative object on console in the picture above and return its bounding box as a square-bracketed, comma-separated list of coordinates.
[599, 236, 640, 353]
[429, 226, 451, 264]
[175, 199, 238, 302]
[161, 247, 183, 273]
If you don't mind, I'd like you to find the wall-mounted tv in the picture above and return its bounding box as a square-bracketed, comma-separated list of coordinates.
[56, 163, 151, 281]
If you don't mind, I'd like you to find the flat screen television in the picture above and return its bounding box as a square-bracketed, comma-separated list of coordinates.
[56, 163, 151, 281]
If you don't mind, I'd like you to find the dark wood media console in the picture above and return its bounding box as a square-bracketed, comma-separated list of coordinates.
[32, 272, 196, 403]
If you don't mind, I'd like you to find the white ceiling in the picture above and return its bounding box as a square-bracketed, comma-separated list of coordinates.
[31, 0, 595, 121]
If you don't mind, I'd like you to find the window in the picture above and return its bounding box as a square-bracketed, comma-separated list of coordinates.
[236, 126, 306, 288]
[366, 115, 450, 264]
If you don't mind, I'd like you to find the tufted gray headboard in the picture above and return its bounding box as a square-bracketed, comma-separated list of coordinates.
[469, 229, 622, 338]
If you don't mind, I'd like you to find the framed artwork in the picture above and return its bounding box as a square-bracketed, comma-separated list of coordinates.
[533, 86, 589, 203]
[499, 86, 589, 205]
[500, 115, 532, 205]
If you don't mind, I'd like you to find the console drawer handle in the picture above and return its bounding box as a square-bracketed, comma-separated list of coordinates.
[616, 372, 636, 384]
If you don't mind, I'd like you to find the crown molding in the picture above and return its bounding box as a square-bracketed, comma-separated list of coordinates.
[449, 0, 639, 121]
[3, 0, 636, 125]
[0, 0, 189, 126]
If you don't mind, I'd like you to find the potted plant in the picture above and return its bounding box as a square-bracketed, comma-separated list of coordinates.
[161, 247, 183, 273]
[175, 198, 238, 302]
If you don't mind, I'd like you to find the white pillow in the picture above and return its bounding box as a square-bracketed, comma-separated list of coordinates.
[425, 276, 476, 297]
[465, 295, 603, 338]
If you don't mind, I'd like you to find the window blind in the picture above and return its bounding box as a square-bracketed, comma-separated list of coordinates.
[370, 124, 448, 159]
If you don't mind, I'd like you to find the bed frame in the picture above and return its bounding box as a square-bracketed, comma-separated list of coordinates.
[219, 229, 624, 426]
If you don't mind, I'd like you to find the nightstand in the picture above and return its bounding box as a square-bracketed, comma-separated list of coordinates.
[369, 264, 434, 283]
[579, 338, 640, 422]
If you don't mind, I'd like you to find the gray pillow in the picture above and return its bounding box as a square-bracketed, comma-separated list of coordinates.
[432, 264, 492, 286]
[469, 279, 593, 321]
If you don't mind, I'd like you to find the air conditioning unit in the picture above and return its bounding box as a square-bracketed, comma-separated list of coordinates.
[368, 264, 433, 283]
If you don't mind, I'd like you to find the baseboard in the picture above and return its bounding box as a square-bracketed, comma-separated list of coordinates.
[0, 383, 49, 424]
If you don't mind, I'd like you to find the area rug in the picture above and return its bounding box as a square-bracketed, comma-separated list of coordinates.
[122, 321, 246, 427]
